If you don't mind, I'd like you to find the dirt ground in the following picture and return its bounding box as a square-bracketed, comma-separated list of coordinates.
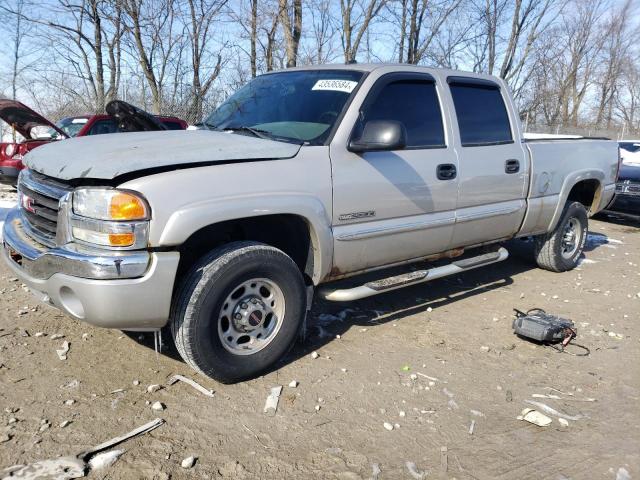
[0, 183, 639, 479]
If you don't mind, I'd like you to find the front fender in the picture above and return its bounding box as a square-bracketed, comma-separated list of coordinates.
[157, 194, 334, 284]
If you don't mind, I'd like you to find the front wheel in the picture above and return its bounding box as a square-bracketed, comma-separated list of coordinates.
[534, 201, 588, 272]
[170, 241, 307, 383]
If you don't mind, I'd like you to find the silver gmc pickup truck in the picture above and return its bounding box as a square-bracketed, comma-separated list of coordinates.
[2, 64, 618, 382]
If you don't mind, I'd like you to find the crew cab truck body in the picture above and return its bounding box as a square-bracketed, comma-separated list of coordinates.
[2, 65, 618, 383]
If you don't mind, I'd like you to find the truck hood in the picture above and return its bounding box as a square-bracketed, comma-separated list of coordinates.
[0, 99, 68, 140]
[24, 130, 302, 181]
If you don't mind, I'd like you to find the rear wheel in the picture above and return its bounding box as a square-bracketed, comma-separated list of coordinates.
[171, 241, 306, 383]
[534, 201, 588, 272]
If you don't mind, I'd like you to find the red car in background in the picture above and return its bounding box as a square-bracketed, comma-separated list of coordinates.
[0, 99, 188, 186]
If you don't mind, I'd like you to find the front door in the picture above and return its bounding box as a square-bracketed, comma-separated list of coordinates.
[446, 77, 528, 247]
[330, 73, 459, 275]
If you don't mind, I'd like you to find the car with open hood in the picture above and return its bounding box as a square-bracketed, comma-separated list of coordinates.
[0, 99, 187, 186]
[0, 99, 69, 185]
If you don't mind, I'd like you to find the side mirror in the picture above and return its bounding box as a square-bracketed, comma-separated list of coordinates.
[348, 120, 407, 153]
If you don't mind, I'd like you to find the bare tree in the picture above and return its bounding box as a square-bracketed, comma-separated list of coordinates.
[10, 0, 123, 112]
[300, 0, 338, 64]
[262, 2, 282, 71]
[340, 0, 387, 63]
[593, 0, 635, 128]
[184, 0, 227, 120]
[394, 0, 463, 64]
[121, 0, 184, 113]
[250, 0, 258, 76]
[615, 62, 640, 134]
[278, 0, 302, 67]
[529, 0, 607, 127]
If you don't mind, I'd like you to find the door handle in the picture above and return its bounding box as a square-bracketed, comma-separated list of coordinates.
[505, 159, 520, 174]
[437, 163, 457, 180]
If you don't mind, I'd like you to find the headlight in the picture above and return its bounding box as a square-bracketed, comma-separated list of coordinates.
[71, 188, 150, 249]
[73, 189, 149, 220]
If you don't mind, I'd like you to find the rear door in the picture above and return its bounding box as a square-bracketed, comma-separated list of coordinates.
[446, 77, 528, 247]
[330, 72, 458, 274]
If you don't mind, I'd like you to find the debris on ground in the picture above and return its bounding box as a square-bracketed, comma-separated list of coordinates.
[263, 386, 283, 416]
[518, 408, 552, 427]
[147, 384, 162, 393]
[469, 419, 476, 434]
[405, 461, 427, 479]
[383, 422, 394, 431]
[288, 380, 298, 388]
[524, 400, 586, 421]
[56, 341, 70, 361]
[616, 467, 631, 480]
[87, 450, 124, 470]
[440, 446, 448, 473]
[181, 456, 197, 469]
[151, 401, 165, 411]
[39, 420, 51, 432]
[167, 374, 214, 397]
[416, 372, 440, 382]
[1, 418, 163, 479]
[50, 334, 64, 340]
[310, 351, 319, 359]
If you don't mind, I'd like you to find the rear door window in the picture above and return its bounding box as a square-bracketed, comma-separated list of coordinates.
[360, 80, 445, 148]
[449, 81, 512, 147]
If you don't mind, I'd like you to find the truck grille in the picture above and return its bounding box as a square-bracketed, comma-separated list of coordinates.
[17, 170, 72, 247]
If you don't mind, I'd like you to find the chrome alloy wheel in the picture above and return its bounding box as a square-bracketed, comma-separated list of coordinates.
[218, 278, 285, 355]
[561, 217, 580, 259]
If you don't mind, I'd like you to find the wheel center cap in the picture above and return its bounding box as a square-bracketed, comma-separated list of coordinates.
[248, 310, 263, 326]
[233, 296, 266, 332]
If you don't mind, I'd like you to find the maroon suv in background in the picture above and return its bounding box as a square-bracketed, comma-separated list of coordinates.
[0, 99, 188, 186]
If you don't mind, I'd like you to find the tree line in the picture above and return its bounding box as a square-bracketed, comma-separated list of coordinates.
[0, 0, 638, 135]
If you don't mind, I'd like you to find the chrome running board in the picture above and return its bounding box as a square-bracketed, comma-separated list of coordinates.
[321, 247, 509, 302]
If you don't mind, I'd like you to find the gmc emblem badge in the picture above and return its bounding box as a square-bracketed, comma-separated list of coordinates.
[20, 193, 36, 214]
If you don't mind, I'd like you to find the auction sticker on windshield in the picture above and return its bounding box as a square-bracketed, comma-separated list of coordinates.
[312, 80, 358, 93]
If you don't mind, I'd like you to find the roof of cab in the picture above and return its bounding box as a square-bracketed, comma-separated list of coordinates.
[263, 62, 504, 83]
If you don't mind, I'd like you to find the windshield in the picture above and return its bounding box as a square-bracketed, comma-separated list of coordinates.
[48, 117, 88, 139]
[204, 70, 364, 144]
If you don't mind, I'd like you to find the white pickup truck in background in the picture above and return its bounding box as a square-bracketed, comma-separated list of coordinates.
[2, 64, 619, 382]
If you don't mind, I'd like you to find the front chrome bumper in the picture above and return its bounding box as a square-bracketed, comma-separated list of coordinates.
[2, 209, 180, 330]
[3, 209, 150, 280]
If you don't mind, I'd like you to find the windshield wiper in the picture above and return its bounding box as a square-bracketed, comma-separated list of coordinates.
[205, 122, 304, 145]
[221, 125, 272, 140]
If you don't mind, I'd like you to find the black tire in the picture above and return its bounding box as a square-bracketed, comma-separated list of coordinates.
[534, 201, 588, 272]
[170, 241, 306, 383]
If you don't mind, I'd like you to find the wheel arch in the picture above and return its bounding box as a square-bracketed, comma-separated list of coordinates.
[162, 198, 333, 286]
[548, 171, 604, 231]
